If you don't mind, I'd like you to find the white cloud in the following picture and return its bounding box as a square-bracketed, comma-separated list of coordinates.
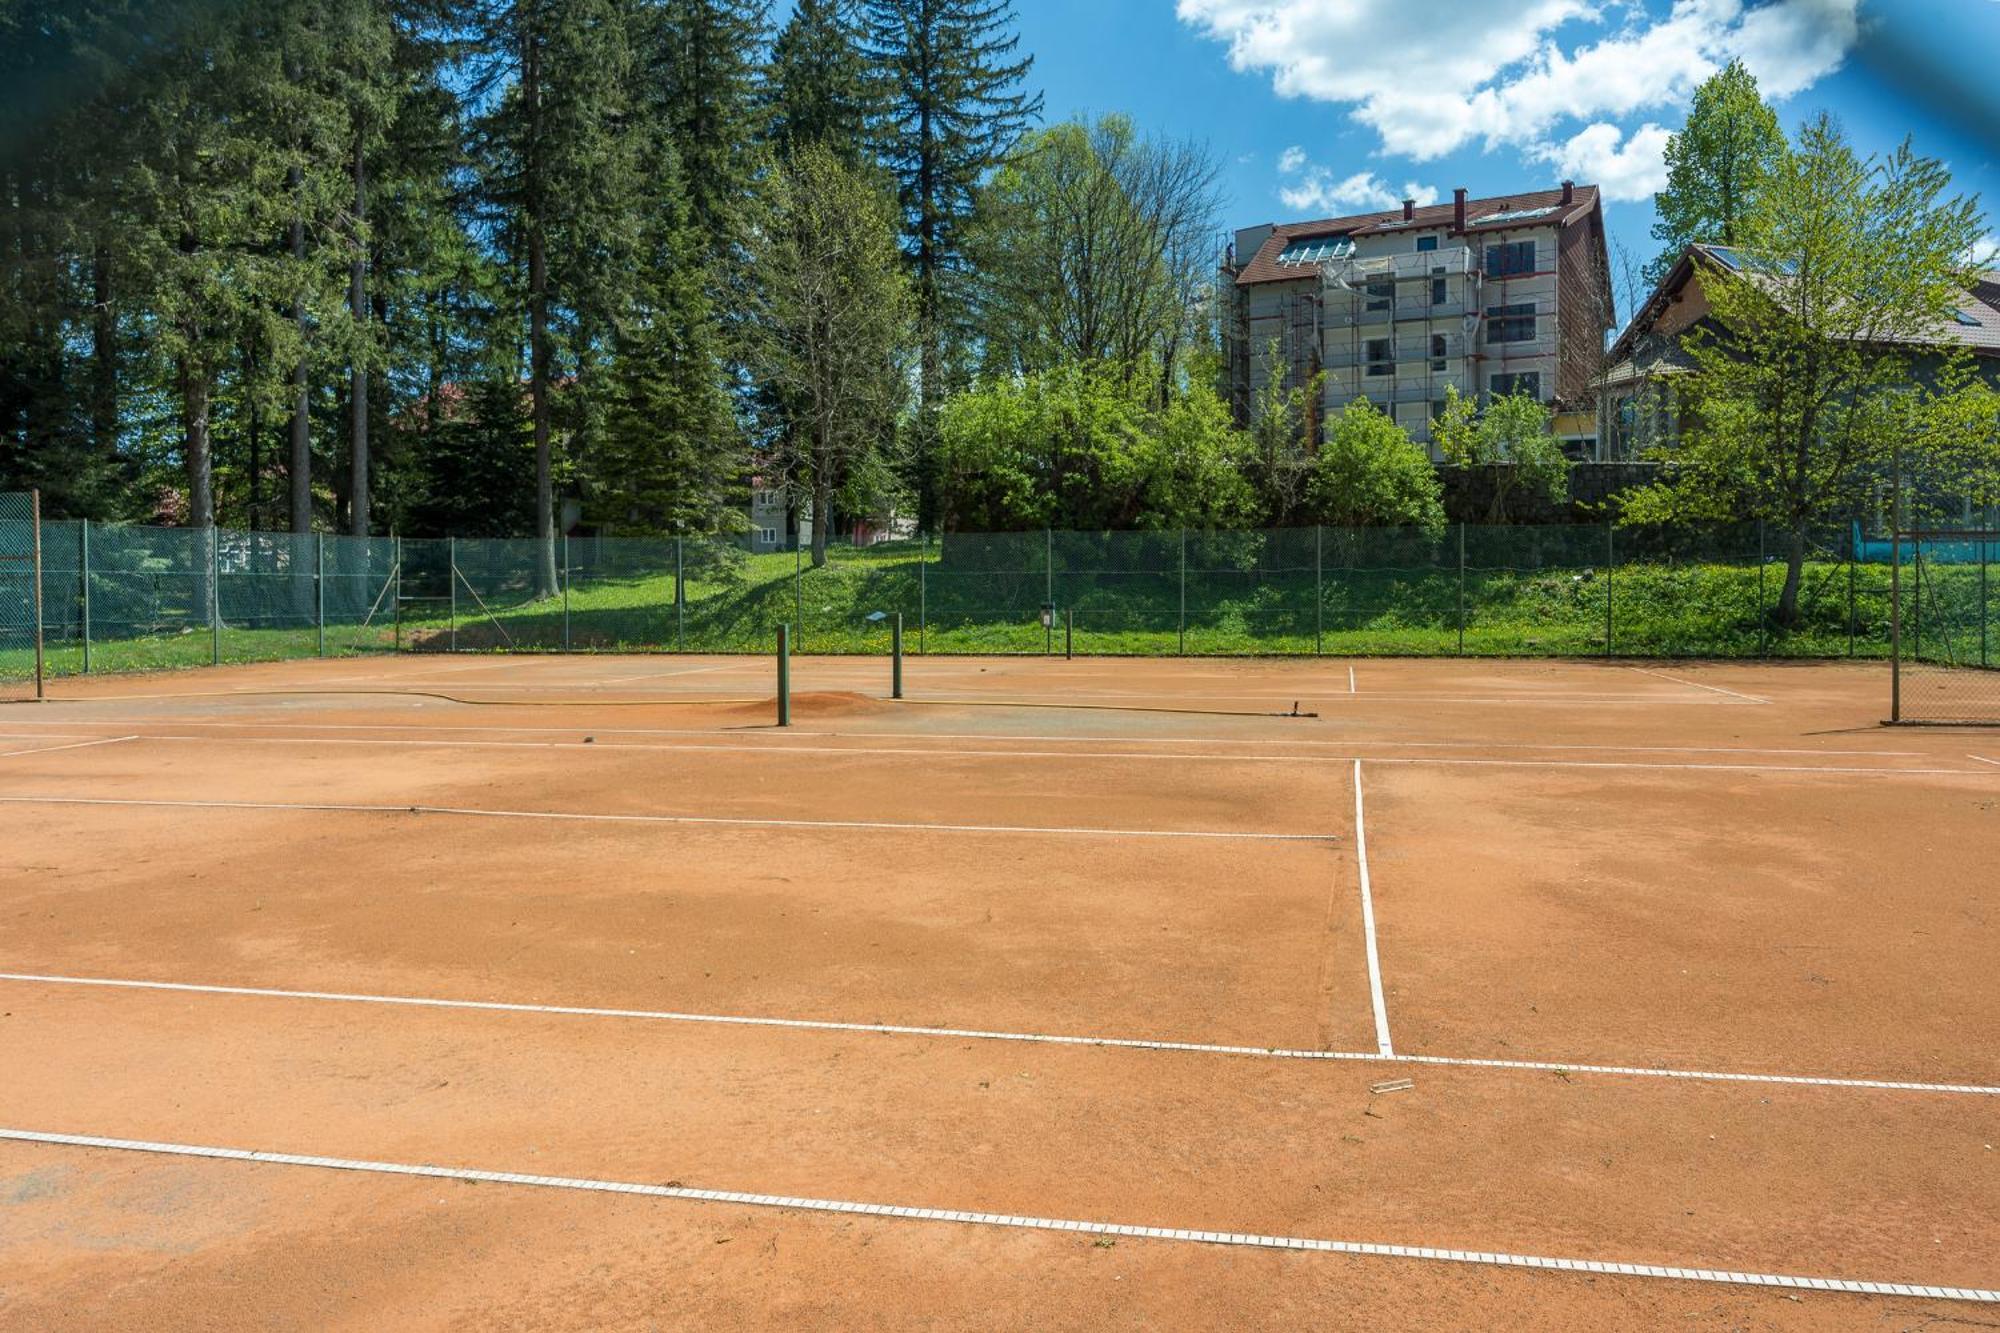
[1277, 151, 1440, 214]
[1181, 0, 1859, 166]
[1534, 122, 1676, 201]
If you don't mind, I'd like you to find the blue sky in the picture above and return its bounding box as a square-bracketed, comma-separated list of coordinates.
[1006, 0, 2000, 322]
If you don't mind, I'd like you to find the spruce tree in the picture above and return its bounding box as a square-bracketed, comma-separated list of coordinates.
[865, 0, 1039, 526]
[766, 0, 879, 161]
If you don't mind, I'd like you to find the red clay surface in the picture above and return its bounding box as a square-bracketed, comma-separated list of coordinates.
[2, 652, 1997, 1329]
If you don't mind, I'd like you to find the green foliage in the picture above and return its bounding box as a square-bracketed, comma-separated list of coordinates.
[1308, 399, 1445, 536]
[1622, 114, 1990, 622]
[937, 361, 1254, 531]
[1433, 385, 1570, 522]
[1244, 342, 1321, 525]
[765, 0, 879, 160]
[1647, 60, 1785, 285]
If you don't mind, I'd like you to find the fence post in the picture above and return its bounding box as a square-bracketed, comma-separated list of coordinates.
[209, 524, 221, 666]
[675, 536, 685, 652]
[1457, 522, 1467, 656]
[1604, 519, 1614, 657]
[1757, 520, 1768, 658]
[30, 490, 44, 699]
[315, 533, 325, 658]
[919, 532, 928, 655]
[794, 540, 803, 652]
[1314, 525, 1323, 656]
[1890, 450, 1903, 720]
[394, 535, 403, 652]
[1178, 527, 1187, 655]
[1982, 532, 1990, 669]
[79, 518, 90, 674]
[1045, 527, 1055, 656]
[1847, 520, 1857, 659]
[561, 532, 571, 652]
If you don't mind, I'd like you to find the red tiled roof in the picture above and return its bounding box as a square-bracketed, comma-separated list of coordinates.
[1231, 184, 1601, 286]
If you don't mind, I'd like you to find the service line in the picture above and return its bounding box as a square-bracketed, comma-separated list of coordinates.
[7, 729, 1984, 778]
[0, 794, 1330, 843]
[1353, 761, 1392, 1057]
[2, 1129, 1991, 1304]
[1623, 665, 1772, 704]
[1, 972, 1990, 1098]
[0, 735, 136, 760]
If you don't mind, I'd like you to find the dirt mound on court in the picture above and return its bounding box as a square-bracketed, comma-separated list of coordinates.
[711, 690, 888, 723]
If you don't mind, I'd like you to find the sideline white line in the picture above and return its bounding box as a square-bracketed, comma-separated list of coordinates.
[11, 729, 1981, 778]
[0, 794, 1330, 843]
[1970, 755, 2000, 769]
[1624, 665, 1772, 705]
[1347, 664, 1357, 694]
[0, 735, 136, 760]
[1353, 762, 1392, 1058]
[0, 715, 1928, 758]
[6, 972, 1989, 1097]
[3, 1129, 1991, 1302]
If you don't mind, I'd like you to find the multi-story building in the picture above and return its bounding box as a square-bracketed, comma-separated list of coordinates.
[1220, 182, 1615, 457]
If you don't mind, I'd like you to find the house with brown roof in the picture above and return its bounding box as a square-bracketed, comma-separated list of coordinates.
[1220, 182, 1616, 459]
[1595, 242, 2000, 459]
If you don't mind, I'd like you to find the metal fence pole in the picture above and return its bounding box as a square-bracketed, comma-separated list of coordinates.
[30, 489, 44, 699]
[1847, 519, 1857, 659]
[78, 517, 90, 674]
[1981, 532, 1990, 669]
[675, 536, 685, 652]
[1890, 452, 1903, 720]
[561, 532, 571, 652]
[1604, 519, 1614, 657]
[919, 532, 928, 655]
[447, 536, 458, 653]
[1314, 525, 1323, 656]
[1065, 607, 1073, 660]
[394, 535, 403, 652]
[315, 533, 325, 658]
[209, 524, 220, 666]
[794, 540, 803, 651]
[1178, 527, 1187, 655]
[1046, 527, 1055, 656]
[1757, 519, 1768, 658]
[1457, 522, 1467, 656]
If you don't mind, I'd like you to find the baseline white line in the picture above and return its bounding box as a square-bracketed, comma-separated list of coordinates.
[0, 715, 1932, 758]
[12, 729, 1982, 777]
[6, 972, 1989, 1096]
[1970, 755, 2000, 769]
[1623, 665, 1772, 705]
[0, 794, 1329, 842]
[3, 1129, 1991, 1302]
[0, 735, 136, 760]
[1353, 761, 1392, 1058]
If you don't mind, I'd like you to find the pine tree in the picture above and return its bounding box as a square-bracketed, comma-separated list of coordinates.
[865, 0, 1040, 526]
[643, 0, 770, 275]
[766, 0, 879, 161]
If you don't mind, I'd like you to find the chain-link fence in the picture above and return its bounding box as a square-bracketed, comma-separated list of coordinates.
[3, 512, 1986, 697]
[0, 492, 42, 700]
[1893, 530, 1999, 724]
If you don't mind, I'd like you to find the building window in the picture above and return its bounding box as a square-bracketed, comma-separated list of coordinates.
[1430, 334, 1447, 370]
[1484, 240, 1535, 277]
[1365, 279, 1393, 313]
[1415, 235, 1438, 252]
[1430, 275, 1448, 306]
[1490, 371, 1542, 400]
[1485, 303, 1536, 344]
[1365, 339, 1392, 376]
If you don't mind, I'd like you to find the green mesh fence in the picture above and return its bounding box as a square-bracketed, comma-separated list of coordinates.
[1896, 532, 1999, 723]
[0, 493, 40, 698]
[1, 514, 1984, 689]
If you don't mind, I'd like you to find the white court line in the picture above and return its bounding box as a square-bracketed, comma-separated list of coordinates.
[1624, 665, 1772, 705]
[21, 730, 1981, 777]
[1353, 762, 1392, 1057]
[1348, 664, 1357, 694]
[3, 971, 1990, 1097]
[2, 1129, 1991, 1303]
[1970, 755, 2000, 769]
[0, 735, 136, 760]
[0, 794, 1330, 842]
[0, 715, 1933, 759]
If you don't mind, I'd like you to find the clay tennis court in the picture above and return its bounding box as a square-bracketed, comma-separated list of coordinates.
[2, 653, 1996, 1329]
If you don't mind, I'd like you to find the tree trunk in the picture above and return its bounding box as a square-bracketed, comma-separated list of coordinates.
[245, 337, 262, 528]
[811, 460, 831, 569]
[90, 241, 117, 475]
[525, 26, 558, 598]
[1775, 523, 1809, 628]
[181, 351, 215, 621]
[348, 138, 370, 536]
[289, 168, 312, 535]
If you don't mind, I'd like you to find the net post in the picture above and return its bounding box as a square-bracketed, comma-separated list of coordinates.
[776, 623, 791, 726]
[891, 612, 903, 699]
[30, 490, 44, 699]
[561, 531, 571, 652]
[209, 523, 220, 667]
[315, 533, 325, 658]
[78, 517, 90, 674]
[448, 536, 458, 653]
